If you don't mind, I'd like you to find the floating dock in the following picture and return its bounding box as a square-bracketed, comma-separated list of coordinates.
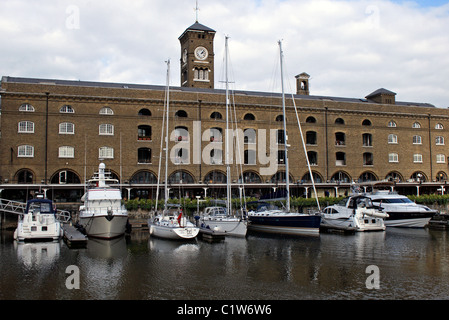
[427, 214, 449, 230]
[198, 227, 226, 242]
[62, 223, 88, 248]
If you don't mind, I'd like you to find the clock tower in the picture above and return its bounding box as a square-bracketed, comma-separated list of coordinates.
[179, 20, 216, 89]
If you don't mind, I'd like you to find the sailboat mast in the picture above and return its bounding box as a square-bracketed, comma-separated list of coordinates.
[164, 59, 170, 210]
[279, 40, 290, 212]
[225, 36, 232, 214]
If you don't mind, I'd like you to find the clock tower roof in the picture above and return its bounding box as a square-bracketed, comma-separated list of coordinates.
[178, 21, 216, 39]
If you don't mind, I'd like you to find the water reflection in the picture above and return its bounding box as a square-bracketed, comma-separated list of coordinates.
[1, 228, 449, 299]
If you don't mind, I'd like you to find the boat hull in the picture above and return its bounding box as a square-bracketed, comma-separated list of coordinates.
[320, 216, 385, 232]
[200, 218, 247, 237]
[79, 215, 128, 239]
[14, 221, 62, 241]
[149, 223, 199, 240]
[248, 214, 321, 236]
[384, 215, 432, 228]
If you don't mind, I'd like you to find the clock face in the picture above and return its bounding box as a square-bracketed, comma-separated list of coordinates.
[182, 49, 187, 63]
[194, 46, 208, 60]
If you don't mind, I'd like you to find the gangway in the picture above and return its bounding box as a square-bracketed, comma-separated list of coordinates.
[0, 198, 72, 223]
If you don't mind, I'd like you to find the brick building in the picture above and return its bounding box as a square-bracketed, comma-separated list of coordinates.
[1, 20, 448, 203]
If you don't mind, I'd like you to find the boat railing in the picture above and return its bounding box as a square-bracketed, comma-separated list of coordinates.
[81, 206, 127, 215]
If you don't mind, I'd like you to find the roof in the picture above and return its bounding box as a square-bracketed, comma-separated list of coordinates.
[366, 88, 397, 99]
[1, 76, 436, 108]
[178, 21, 216, 39]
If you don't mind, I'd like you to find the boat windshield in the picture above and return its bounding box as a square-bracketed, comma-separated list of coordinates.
[256, 203, 279, 212]
[374, 198, 414, 204]
[30, 202, 53, 214]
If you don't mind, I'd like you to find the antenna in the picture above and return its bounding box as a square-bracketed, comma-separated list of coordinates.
[195, 0, 200, 22]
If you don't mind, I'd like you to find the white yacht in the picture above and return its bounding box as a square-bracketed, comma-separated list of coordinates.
[78, 163, 129, 239]
[199, 206, 247, 237]
[147, 60, 199, 241]
[366, 190, 438, 228]
[14, 195, 67, 241]
[320, 195, 388, 232]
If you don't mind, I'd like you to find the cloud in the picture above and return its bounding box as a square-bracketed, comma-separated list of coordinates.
[1, 0, 449, 107]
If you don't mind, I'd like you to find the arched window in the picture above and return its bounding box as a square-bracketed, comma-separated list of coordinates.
[413, 135, 422, 144]
[362, 133, 372, 147]
[19, 103, 35, 112]
[210, 112, 222, 120]
[16, 169, 34, 183]
[335, 118, 345, 125]
[275, 114, 284, 122]
[130, 170, 157, 184]
[358, 172, 377, 182]
[175, 110, 188, 118]
[362, 119, 372, 126]
[306, 116, 316, 123]
[436, 123, 444, 130]
[270, 171, 294, 183]
[60, 105, 75, 113]
[388, 120, 397, 127]
[330, 171, 351, 183]
[301, 171, 323, 183]
[240, 171, 262, 184]
[412, 122, 421, 128]
[100, 107, 114, 115]
[243, 113, 255, 120]
[169, 170, 194, 184]
[385, 171, 403, 182]
[410, 171, 426, 182]
[204, 171, 226, 184]
[138, 108, 152, 116]
[389, 153, 399, 163]
[436, 171, 447, 182]
[436, 136, 445, 145]
[50, 170, 80, 184]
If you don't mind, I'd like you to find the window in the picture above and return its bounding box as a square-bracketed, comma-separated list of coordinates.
[18, 121, 34, 133]
[138, 108, 152, 116]
[389, 153, 399, 163]
[436, 123, 444, 130]
[307, 151, 317, 165]
[306, 131, 317, 145]
[244, 149, 256, 165]
[174, 148, 188, 164]
[244, 129, 256, 144]
[59, 122, 75, 134]
[388, 134, 398, 144]
[388, 120, 397, 127]
[99, 147, 114, 159]
[99, 124, 114, 135]
[100, 107, 114, 115]
[17, 169, 33, 183]
[60, 105, 75, 113]
[306, 116, 316, 123]
[18, 145, 34, 157]
[275, 115, 284, 122]
[436, 136, 445, 145]
[240, 171, 262, 184]
[210, 149, 222, 164]
[138, 125, 152, 140]
[277, 150, 286, 164]
[175, 110, 188, 118]
[174, 126, 189, 141]
[335, 118, 345, 125]
[363, 152, 373, 166]
[413, 135, 422, 144]
[335, 132, 345, 146]
[412, 122, 421, 128]
[138, 148, 152, 164]
[210, 112, 222, 120]
[277, 129, 285, 144]
[204, 171, 226, 184]
[58, 146, 74, 158]
[210, 127, 223, 142]
[194, 67, 209, 80]
[244, 113, 255, 121]
[19, 103, 35, 112]
[169, 171, 194, 184]
[336, 152, 346, 166]
[362, 133, 372, 147]
[413, 154, 423, 163]
[362, 119, 372, 126]
[436, 154, 446, 164]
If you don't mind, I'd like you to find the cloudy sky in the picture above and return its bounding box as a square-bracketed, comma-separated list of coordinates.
[1, 0, 449, 108]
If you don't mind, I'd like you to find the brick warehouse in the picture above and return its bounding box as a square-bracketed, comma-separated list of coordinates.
[1, 20, 449, 203]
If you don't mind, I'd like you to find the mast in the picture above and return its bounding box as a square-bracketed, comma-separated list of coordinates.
[279, 40, 290, 212]
[164, 59, 171, 211]
[225, 36, 232, 214]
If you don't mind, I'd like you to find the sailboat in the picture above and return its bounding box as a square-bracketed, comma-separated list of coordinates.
[148, 59, 199, 240]
[247, 41, 321, 236]
[198, 36, 247, 237]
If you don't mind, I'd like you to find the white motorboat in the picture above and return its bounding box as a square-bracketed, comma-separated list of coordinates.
[147, 60, 199, 241]
[78, 163, 129, 239]
[199, 206, 247, 237]
[14, 195, 66, 241]
[320, 195, 388, 232]
[366, 190, 438, 228]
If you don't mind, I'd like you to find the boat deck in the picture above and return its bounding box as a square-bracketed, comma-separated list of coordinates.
[62, 223, 88, 248]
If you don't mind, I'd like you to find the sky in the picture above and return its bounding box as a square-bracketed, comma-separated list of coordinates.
[1, 0, 449, 108]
